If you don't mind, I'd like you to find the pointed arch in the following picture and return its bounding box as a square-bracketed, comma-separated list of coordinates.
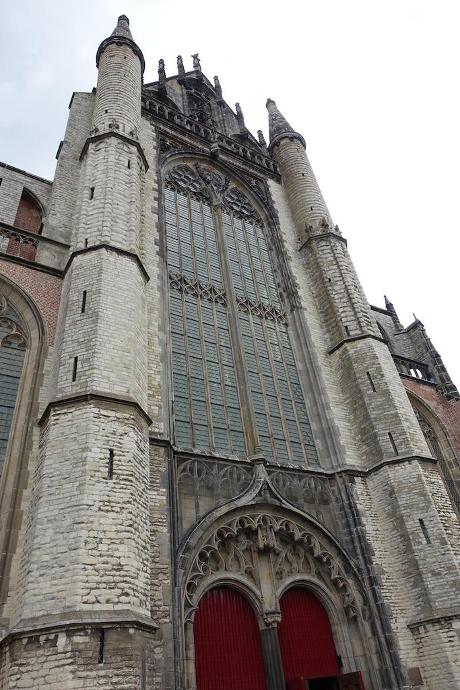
[408, 391, 460, 513]
[178, 497, 381, 690]
[0, 275, 47, 606]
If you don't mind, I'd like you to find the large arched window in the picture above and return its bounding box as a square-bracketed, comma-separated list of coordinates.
[412, 404, 460, 513]
[164, 162, 318, 466]
[0, 296, 27, 476]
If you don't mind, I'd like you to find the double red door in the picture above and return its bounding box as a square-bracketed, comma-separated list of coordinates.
[194, 586, 365, 690]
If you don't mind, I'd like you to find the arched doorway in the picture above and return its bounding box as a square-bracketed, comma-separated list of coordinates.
[278, 588, 339, 689]
[194, 586, 267, 690]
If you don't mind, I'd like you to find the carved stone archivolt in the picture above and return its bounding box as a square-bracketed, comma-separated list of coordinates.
[184, 509, 362, 623]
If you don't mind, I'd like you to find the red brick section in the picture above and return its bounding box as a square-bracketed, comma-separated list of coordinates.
[0, 261, 62, 344]
[403, 378, 460, 458]
[7, 192, 43, 261]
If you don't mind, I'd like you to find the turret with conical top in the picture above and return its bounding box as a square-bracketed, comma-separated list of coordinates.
[12, 17, 153, 679]
[267, 98, 333, 238]
[92, 15, 144, 137]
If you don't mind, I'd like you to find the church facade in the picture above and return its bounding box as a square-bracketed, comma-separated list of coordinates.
[0, 15, 460, 690]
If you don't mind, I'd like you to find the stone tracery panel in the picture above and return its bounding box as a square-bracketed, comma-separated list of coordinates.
[184, 511, 363, 623]
[177, 457, 253, 534]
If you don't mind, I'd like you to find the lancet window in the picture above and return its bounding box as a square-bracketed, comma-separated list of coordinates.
[0, 297, 26, 475]
[164, 163, 318, 466]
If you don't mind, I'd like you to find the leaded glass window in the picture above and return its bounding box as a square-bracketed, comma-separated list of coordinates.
[164, 163, 318, 467]
[0, 297, 26, 475]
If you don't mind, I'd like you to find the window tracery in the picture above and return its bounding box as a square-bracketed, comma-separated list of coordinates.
[164, 163, 318, 466]
[0, 296, 27, 474]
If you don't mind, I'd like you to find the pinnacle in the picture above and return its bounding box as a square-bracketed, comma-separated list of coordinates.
[111, 14, 133, 40]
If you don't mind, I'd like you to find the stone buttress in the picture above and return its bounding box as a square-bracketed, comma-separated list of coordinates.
[1, 16, 155, 688]
[266, 99, 460, 688]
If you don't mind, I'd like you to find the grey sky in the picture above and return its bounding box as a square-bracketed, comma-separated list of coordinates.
[2, 0, 459, 385]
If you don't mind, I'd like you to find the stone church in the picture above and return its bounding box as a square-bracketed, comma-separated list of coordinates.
[0, 14, 459, 690]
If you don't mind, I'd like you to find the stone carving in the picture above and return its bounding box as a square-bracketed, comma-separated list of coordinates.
[213, 76, 222, 100]
[158, 59, 166, 81]
[185, 512, 360, 621]
[187, 91, 214, 127]
[169, 273, 226, 305]
[177, 55, 185, 76]
[191, 53, 201, 71]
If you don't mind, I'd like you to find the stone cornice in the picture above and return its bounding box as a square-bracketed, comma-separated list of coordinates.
[96, 35, 145, 73]
[299, 231, 348, 252]
[328, 333, 387, 355]
[268, 131, 306, 155]
[80, 132, 149, 171]
[64, 244, 150, 282]
[1, 610, 157, 647]
[169, 448, 436, 478]
[408, 607, 460, 629]
[39, 392, 152, 427]
[0, 252, 64, 278]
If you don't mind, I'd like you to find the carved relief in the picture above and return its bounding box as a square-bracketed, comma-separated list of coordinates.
[184, 511, 360, 622]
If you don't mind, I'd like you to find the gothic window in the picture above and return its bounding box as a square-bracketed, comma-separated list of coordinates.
[413, 405, 460, 512]
[164, 163, 318, 466]
[0, 297, 27, 475]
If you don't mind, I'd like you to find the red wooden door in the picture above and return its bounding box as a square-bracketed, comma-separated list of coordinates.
[278, 588, 339, 682]
[194, 586, 267, 690]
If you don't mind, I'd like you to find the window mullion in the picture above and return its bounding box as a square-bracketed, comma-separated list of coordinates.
[212, 203, 260, 457]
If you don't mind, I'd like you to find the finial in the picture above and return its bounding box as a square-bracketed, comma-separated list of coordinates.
[235, 103, 248, 135]
[257, 130, 267, 148]
[214, 76, 223, 100]
[191, 53, 201, 71]
[266, 97, 305, 152]
[118, 14, 129, 24]
[158, 59, 166, 81]
[384, 295, 403, 329]
[177, 55, 185, 76]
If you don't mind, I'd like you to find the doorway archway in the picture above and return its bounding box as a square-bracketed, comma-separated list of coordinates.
[279, 588, 339, 686]
[194, 586, 267, 690]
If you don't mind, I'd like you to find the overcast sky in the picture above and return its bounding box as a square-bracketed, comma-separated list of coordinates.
[2, 0, 459, 385]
